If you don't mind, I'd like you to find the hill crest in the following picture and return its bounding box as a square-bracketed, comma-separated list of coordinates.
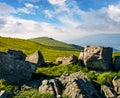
[29, 37, 83, 51]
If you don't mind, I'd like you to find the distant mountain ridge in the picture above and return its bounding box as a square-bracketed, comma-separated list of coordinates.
[29, 37, 83, 51]
[67, 34, 120, 52]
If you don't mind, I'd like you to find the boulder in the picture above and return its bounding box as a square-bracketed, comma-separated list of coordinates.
[112, 76, 120, 94]
[38, 79, 61, 98]
[101, 85, 117, 98]
[7, 49, 26, 60]
[0, 90, 13, 98]
[79, 45, 113, 71]
[0, 51, 37, 85]
[114, 56, 120, 71]
[56, 55, 78, 65]
[38, 79, 54, 95]
[59, 71, 100, 98]
[26, 50, 45, 66]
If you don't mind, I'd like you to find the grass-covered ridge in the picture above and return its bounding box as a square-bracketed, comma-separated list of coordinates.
[0, 36, 79, 62]
[29, 37, 84, 51]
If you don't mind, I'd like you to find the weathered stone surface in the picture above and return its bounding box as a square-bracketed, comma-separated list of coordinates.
[114, 56, 120, 71]
[101, 85, 117, 98]
[112, 76, 120, 94]
[7, 49, 26, 60]
[56, 55, 78, 65]
[59, 71, 100, 98]
[0, 90, 13, 98]
[78, 52, 84, 61]
[38, 79, 61, 98]
[0, 52, 37, 85]
[79, 45, 113, 71]
[38, 79, 54, 95]
[26, 50, 45, 66]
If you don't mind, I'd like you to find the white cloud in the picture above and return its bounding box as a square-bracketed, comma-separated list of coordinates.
[44, 10, 53, 18]
[0, 16, 66, 39]
[48, 0, 66, 6]
[0, 2, 16, 14]
[108, 4, 120, 22]
[17, 3, 39, 15]
[25, 3, 39, 9]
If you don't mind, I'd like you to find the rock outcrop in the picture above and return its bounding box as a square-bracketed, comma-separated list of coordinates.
[101, 85, 117, 98]
[26, 50, 45, 66]
[56, 55, 78, 65]
[0, 50, 37, 85]
[112, 76, 120, 95]
[39, 79, 61, 98]
[114, 56, 120, 71]
[79, 45, 113, 71]
[60, 71, 100, 98]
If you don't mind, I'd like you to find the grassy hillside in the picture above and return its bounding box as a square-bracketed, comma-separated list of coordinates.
[29, 37, 83, 51]
[0, 36, 80, 62]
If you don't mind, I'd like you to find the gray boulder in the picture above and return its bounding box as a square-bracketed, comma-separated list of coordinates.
[7, 49, 26, 60]
[101, 85, 117, 98]
[38, 79, 61, 98]
[59, 71, 100, 98]
[38, 79, 54, 95]
[114, 56, 120, 71]
[112, 76, 120, 94]
[0, 51, 37, 85]
[26, 50, 45, 66]
[79, 45, 113, 71]
[0, 90, 13, 98]
[56, 55, 78, 65]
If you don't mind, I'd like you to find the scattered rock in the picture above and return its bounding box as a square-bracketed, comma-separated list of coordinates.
[0, 51, 37, 85]
[112, 76, 120, 94]
[59, 71, 100, 98]
[101, 85, 117, 98]
[38, 79, 61, 98]
[21, 84, 32, 91]
[38, 79, 54, 95]
[56, 55, 78, 65]
[79, 45, 113, 71]
[7, 49, 26, 60]
[26, 50, 45, 66]
[114, 56, 120, 71]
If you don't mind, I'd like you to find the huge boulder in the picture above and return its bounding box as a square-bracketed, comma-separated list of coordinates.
[59, 71, 100, 98]
[26, 50, 45, 66]
[7, 49, 26, 60]
[114, 56, 120, 71]
[112, 76, 120, 94]
[0, 51, 37, 85]
[56, 55, 78, 65]
[79, 45, 113, 71]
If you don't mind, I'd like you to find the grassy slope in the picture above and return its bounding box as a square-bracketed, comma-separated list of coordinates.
[0, 36, 79, 62]
[29, 37, 83, 51]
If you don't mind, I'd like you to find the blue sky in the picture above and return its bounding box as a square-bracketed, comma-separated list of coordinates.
[0, 0, 120, 40]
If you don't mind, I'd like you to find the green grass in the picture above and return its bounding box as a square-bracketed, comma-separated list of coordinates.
[16, 89, 54, 98]
[0, 36, 120, 97]
[0, 36, 80, 62]
[29, 37, 83, 51]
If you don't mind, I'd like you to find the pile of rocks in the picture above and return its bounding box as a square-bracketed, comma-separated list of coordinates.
[38, 71, 100, 98]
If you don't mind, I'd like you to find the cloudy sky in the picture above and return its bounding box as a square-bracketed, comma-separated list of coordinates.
[0, 0, 120, 41]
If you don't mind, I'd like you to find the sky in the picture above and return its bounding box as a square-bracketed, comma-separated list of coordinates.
[0, 0, 120, 41]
